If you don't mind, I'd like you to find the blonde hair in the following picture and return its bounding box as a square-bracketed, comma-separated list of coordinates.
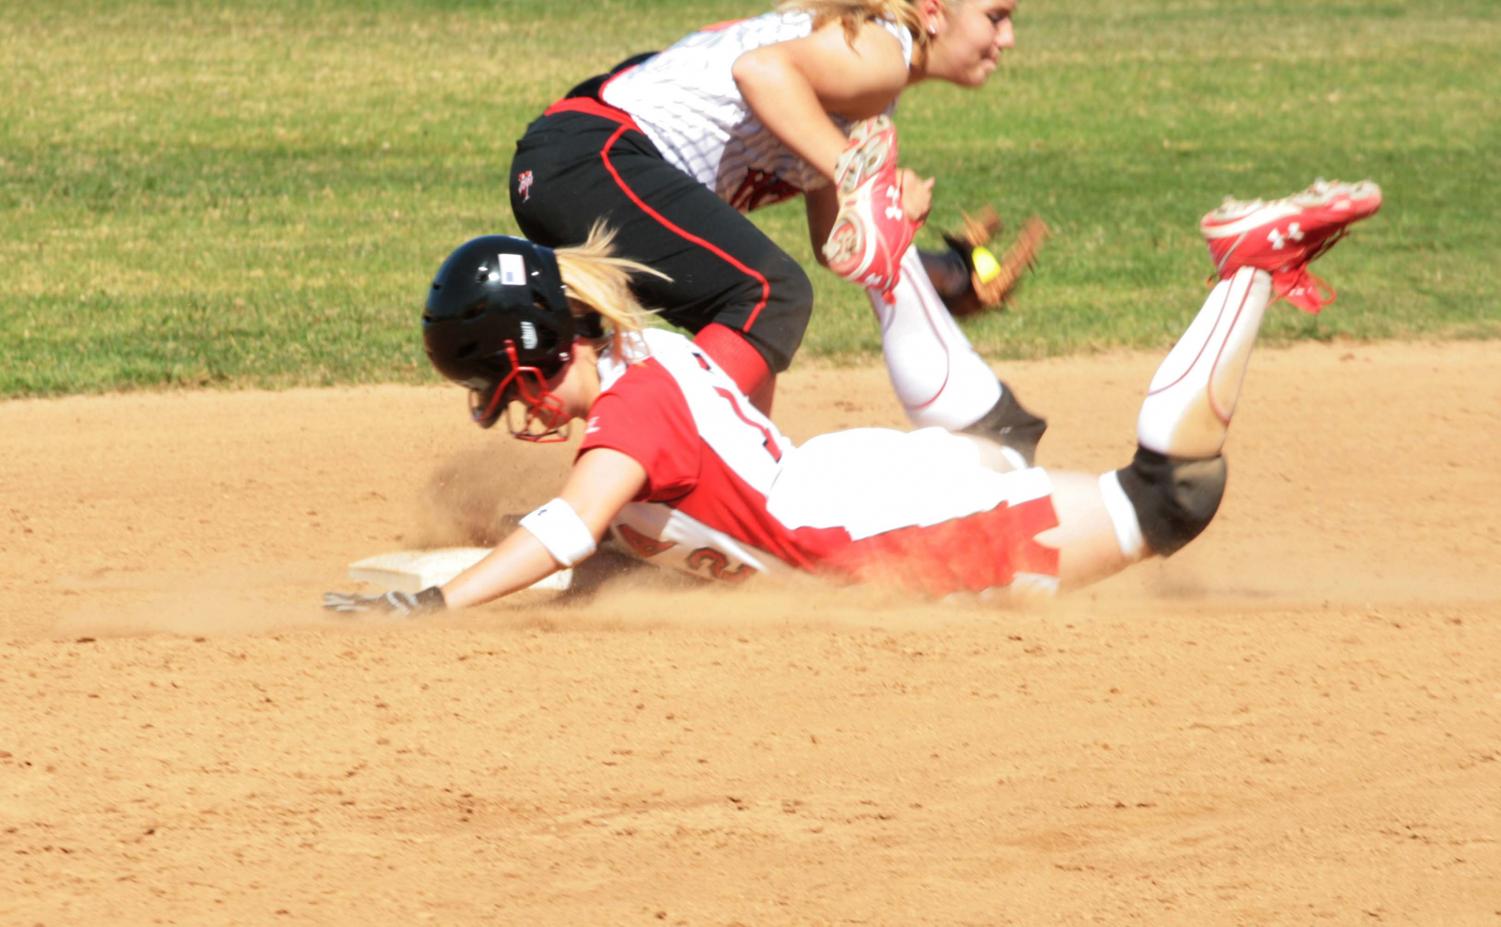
[553, 222, 666, 357]
[776, 0, 944, 62]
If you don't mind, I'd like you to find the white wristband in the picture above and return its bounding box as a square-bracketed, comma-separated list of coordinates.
[519, 498, 598, 567]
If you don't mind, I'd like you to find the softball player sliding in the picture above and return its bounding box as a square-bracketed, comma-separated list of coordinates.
[324, 179, 1382, 616]
[505, 0, 1050, 465]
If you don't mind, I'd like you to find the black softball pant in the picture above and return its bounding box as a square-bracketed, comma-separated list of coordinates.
[507, 102, 813, 375]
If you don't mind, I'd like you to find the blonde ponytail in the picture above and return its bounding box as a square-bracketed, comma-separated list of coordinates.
[553, 222, 666, 357]
[776, 0, 933, 60]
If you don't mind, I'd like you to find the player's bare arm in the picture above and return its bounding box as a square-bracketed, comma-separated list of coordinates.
[440, 448, 646, 609]
[732, 19, 912, 183]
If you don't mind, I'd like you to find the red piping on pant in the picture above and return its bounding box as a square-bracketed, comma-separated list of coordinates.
[596, 124, 773, 330]
[543, 96, 640, 125]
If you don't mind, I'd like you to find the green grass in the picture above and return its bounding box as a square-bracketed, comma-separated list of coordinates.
[2, 0, 1497, 396]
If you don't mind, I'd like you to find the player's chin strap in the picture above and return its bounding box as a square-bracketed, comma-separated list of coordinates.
[505, 392, 571, 444]
[468, 342, 572, 443]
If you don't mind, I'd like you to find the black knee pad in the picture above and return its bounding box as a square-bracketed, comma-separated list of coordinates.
[962, 383, 1048, 466]
[1115, 448, 1227, 557]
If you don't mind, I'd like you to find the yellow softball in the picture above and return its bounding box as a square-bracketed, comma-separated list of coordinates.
[972, 246, 1002, 284]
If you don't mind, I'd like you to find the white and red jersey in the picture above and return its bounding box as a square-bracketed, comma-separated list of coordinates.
[600, 11, 914, 212]
[580, 329, 1061, 598]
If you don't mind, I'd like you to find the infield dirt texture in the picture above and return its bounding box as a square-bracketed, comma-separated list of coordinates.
[4, 341, 1498, 924]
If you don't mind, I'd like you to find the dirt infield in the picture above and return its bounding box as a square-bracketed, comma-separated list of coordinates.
[3, 341, 1498, 925]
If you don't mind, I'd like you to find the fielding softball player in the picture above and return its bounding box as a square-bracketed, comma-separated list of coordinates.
[324, 178, 1382, 616]
[505, 0, 1051, 466]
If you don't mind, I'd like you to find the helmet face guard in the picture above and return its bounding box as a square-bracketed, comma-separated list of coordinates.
[468, 341, 572, 443]
[422, 235, 576, 439]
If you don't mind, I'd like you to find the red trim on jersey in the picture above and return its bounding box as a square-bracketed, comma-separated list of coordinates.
[596, 126, 774, 330]
[712, 386, 781, 461]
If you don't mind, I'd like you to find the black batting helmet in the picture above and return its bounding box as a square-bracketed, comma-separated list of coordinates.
[422, 235, 575, 430]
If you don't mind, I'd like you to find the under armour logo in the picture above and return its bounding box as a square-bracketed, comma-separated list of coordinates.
[1267, 222, 1304, 250]
[883, 184, 903, 221]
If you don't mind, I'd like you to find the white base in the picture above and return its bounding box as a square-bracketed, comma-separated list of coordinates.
[348, 547, 573, 595]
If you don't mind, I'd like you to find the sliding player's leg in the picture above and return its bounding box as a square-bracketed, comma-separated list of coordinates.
[1037, 266, 1271, 588]
[1039, 179, 1382, 590]
[868, 245, 1048, 467]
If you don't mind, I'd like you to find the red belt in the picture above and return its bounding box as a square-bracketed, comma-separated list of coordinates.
[542, 96, 641, 132]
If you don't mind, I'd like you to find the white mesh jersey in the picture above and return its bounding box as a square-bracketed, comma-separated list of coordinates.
[577, 329, 1061, 598]
[600, 11, 914, 212]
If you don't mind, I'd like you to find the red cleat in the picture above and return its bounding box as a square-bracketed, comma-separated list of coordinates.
[1200, 179, 1382, 313]
[823, 115, 923, 302]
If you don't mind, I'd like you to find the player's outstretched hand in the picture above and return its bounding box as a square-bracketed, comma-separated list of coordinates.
[322, 587, 446, 617]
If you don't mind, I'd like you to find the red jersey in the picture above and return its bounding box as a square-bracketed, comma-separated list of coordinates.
[579, 330, 1060, 598]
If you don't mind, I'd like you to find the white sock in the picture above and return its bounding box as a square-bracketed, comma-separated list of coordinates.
[1136, 267, 1272, 458]
[867, 246, 1001, 430]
